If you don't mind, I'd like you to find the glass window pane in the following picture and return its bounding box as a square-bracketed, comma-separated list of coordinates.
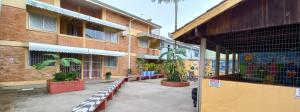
[95, 30, 104, 40]
[111, 32, 118, 43]
[86, 28, 95, 38]
[105, 30, 111, 41]
[29, 13, 44, 30]
[43, 16, 56, 32]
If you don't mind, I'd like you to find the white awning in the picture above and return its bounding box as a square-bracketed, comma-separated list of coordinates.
[29, 43, 126, 57]
[26, 0, 127, 31]
[89, 49, 126, 57]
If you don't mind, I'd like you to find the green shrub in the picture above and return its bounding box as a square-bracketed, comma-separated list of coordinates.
[66, 71, 80, 81]
[53, 72, 66, 81]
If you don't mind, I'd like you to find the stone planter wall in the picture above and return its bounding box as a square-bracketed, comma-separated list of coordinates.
[161, 80, 190, 87]
[47, 80, 85, 94]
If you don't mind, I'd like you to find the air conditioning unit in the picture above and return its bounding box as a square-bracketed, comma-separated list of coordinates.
[121, 30, 128, 37]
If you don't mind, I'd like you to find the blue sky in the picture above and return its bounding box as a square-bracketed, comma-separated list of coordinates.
[99, 0, 223, 37]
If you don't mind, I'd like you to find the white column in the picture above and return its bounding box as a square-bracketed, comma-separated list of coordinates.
[198, 38, 206, 112]
[215, 45, 220, 77]
[232, 53, 236, 74]
[89, 55, 93, 79]
[225, 50, 229, 75]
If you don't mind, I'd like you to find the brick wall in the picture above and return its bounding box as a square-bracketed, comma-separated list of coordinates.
[0, 3, 160, 82]
[0, 46, 57, 82]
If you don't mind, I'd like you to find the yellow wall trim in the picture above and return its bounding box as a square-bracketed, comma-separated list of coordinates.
[2, 0, 26, 9]
[172, 0, 242, 39]
[0, 80, 47, 86]
[0, 40, 28, 47]
[201, 79, 300, 112]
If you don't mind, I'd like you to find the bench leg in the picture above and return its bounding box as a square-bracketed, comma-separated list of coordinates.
[108, 93, 113, 100]
[95, 100, 107, 112]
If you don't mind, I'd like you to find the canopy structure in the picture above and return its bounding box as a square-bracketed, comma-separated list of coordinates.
[29, 42, 126, 57]
[26, 0, 127, 31]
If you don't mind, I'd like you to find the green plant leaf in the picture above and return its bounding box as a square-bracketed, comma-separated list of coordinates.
[33, 60, 56, 70]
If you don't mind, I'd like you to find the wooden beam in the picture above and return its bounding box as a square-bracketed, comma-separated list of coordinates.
[172, 0, 242, 39]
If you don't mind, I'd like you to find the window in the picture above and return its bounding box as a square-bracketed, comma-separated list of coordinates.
[104, 29, 118, 43]
[194, 50, 199, 57]
[86, 25, 104, 40]
[67, 24, 82, 36]
[29, 51, 55, 66]
[139, 38, 149, 48]
[60, 53, 81, 73]
[29, 12, 56, 32]
[104, 56, 117, 67]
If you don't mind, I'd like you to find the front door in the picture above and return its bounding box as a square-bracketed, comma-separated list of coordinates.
[83, 55, 102, 80]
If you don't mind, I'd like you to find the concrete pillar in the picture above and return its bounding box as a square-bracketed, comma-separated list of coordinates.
[232, 53, 236, 74]
[215, 45, 220, 77]
[237, 53, 240, 73]
[198, 38, 206, 112]
[89, 55, 93, 79]
[225, 50, 229, 75]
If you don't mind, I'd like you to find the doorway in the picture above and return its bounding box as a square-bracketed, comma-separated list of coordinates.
[83, 55, 102, 80]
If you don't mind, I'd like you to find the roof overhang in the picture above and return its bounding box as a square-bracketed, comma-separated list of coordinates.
[137, 54, 160, 60]
[137, 32, 168, 40]
[29, 42, 126, 57]
[26, 0, 127, 31]
[87, 0, 162, 29]
[172, 0, 243, 39]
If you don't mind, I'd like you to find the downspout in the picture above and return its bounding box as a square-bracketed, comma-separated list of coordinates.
[128, 18, 135, 76]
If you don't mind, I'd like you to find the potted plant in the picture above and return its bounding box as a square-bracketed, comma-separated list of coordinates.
[159, 45, 190, 87]
[33, 54, 84, 94]
[105, 72, 112, 80]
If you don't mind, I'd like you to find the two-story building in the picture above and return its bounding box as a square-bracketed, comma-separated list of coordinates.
[0, 0, 163, 86]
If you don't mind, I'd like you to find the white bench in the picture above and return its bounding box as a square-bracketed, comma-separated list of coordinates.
[72, 78, 126, 112]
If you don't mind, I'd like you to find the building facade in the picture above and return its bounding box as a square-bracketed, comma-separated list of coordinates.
[0, 0, 164, 86]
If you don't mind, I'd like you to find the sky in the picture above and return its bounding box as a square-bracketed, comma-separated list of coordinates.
[98, 0, 223, 38]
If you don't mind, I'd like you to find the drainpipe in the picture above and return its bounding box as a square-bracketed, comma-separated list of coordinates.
[128, 19, 135, 76]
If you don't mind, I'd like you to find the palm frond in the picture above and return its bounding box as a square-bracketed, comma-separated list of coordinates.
[33, 60, 56, 70]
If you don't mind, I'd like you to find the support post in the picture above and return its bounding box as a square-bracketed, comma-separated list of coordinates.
[232, 53, 236, 74]
[237, 53, 240, 73]
[89, 55, 93, 79]
[198, 38, 206, 112]
[225, 50, 229, 75]
[215, 45, 220, 77]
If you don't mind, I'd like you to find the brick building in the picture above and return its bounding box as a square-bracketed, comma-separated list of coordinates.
[0, 0, 165, 86]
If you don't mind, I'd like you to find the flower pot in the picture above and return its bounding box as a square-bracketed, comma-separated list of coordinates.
[47, 80, 85, 94]
[106, 75, 111, 80]
[143, 71, 148, 77]
[161, 80, 190, 87]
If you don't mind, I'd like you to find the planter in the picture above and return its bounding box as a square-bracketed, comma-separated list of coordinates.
[106, 75, 111, 80]
[47, 80, 85, 94]
[161, 80, 190, 87]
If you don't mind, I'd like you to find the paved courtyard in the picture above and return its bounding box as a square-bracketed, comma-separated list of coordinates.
[0, 82, 110, 112]
[104, 79, 197, 112]
[0, 79, 197, 112]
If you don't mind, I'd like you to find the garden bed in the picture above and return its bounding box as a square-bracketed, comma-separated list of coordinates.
[47, 80, 84, 94]
[161, 80, 190, 87]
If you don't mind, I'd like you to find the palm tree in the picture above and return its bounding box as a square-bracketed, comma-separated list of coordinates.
[151, 0, 185, 30]
[159, 46, 187, 82]
[34, 54, 81, 70]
